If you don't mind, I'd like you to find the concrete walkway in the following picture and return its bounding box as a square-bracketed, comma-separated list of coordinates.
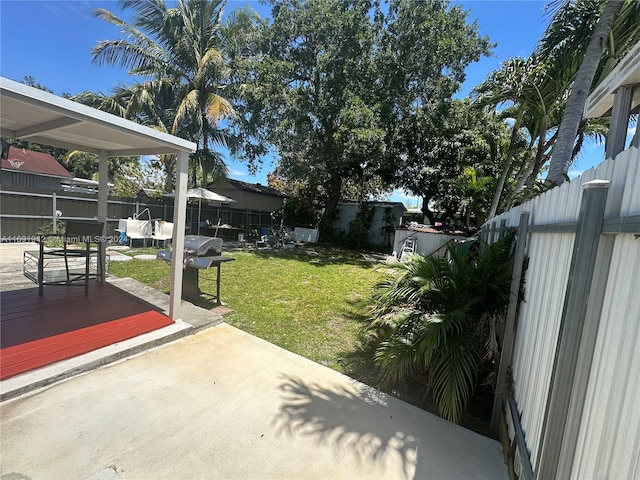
[1, 324, 507, 479]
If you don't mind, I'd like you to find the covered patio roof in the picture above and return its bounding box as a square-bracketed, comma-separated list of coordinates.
[584, 40, 640, 119]
[0, 77, 195, 156]
[0, 76, 196, 320]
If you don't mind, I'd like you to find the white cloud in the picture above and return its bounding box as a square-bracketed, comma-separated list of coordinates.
[229, 169, 246, 177]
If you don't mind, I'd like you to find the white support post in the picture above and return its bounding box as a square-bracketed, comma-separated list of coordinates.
[98, 150, 109, 282]
[169, 152, 189, 320]
[52, 192, 57, 233]
[605, 85, 633, 160]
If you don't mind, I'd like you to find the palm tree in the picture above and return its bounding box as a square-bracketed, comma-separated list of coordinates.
[92, 0, 259, 188]
[473, 55, 570, 213]
[545, 0, 625, 185]
[367, 233, 516, 424]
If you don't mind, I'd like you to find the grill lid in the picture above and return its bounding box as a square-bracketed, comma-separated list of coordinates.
[183, 235, 223, 256]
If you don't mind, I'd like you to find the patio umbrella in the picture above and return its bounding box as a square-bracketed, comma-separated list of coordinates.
[165, 187, 235, 234]
[187, 187, 236, 235]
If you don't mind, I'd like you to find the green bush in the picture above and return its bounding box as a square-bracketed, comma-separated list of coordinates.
[35, 220, 66, 248]
[366, 232, 516, 423]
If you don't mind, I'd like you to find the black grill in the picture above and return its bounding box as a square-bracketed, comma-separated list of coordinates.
[157, 235, 233, 304]
[156, 235, 223, 268]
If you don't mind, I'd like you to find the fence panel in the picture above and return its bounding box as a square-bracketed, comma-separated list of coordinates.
[489, 146, 639, 477]
[509, 232, 574, 467]
[568, 149, 640, 479]
[1, 187, 278, 241]
[570, 233, 640, 479]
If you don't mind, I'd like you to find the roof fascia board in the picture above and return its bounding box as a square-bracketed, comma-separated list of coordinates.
[0, 127, 17, 138]
[8, 135, 185, 157]
[1, 168, 71, 180]
[1, 77, 197, 153]
[585, 41, 640, 118]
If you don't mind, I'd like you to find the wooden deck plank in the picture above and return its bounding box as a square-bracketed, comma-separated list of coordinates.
[0, 284, 160, 348]
[0, 284, 175, 380]
[0, 312, 173, 380]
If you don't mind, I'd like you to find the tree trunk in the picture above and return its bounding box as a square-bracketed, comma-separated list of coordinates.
[546, 0, 624, 186]
[319, 171, 343, 234]
[488, 111, 523, 219]
[422, 196, 435, 225]
[526, 115, 549, 189]
[507, 158, 535, 209]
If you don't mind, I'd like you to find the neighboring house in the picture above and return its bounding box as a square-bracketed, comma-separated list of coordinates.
[333, 200, 406, 248]
[209, 178, 286, 212]
[1, 146, 73, 190]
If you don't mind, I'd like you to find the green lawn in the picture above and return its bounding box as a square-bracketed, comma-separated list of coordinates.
[109, 245, 384, 383]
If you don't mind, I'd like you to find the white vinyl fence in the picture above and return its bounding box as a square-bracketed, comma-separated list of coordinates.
[485, 147, 640, 480]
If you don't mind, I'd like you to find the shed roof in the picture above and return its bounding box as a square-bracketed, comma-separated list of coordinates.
[2, 146, 73, 178]
[338, 200, 407, 211]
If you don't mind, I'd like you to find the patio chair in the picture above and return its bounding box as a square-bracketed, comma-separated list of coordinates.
[126, 219, 152, 247]
[24, 220, 106, 296]
[115, 218, 128, 245]
[152, 221, 173, 247]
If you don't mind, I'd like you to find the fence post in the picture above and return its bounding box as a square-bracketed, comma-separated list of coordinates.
[536, 180, 610, 480]
[491, 211, 530, 432]
[605, 85, 633, 160]
[498, 218, 507, 239]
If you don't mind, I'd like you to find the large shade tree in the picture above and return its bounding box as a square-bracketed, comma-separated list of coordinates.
[389, 99, 510, 227]
[91, 0, 260, 189]
[376, 0, 493, 226]
[234, 0, 383, 233]
[235, 0, 492, 233]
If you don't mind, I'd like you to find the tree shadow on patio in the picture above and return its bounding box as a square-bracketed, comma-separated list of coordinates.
[272, 374, 504, 479]
[272, 374, 420, 479]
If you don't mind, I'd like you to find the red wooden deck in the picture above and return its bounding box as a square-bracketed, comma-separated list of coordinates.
[0, 283, 173, 380]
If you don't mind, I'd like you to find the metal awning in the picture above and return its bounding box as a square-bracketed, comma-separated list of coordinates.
[584, 41, 640, 119]
[0, 77, 195, 156]
[0, 75, 197, 321]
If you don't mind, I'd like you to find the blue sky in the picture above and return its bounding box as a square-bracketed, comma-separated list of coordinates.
[0, 0, 612, 206]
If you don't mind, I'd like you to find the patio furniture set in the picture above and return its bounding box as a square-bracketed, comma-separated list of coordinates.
[22, 221, 234, 305]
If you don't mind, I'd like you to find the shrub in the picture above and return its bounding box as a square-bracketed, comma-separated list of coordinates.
[366, 232, 516, 423]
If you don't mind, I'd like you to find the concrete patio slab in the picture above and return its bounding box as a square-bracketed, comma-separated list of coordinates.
[0, 324, 507, 479]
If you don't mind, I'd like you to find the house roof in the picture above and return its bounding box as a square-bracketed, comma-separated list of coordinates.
[223, 178, 286, 198]
[2, 146, 73, 178]
[405, 225, 468, 236]
[338, 200, 407, 211]
[1, 76, 196, 156]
